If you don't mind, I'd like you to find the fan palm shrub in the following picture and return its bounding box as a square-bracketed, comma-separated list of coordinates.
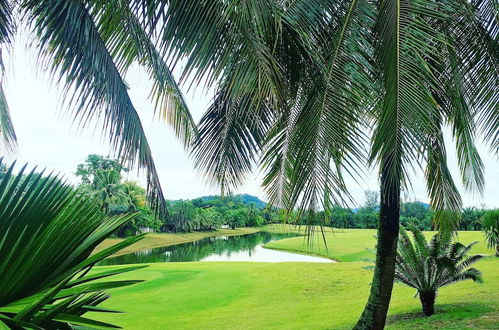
[396, 226, 484, 316]
[0, 161, 146, 329]
[481, 209, 499, 256]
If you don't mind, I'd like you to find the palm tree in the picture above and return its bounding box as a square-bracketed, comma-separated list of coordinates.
[146, 1, 496, 328]
[0, 161, 145, 328]
[396, 225, 483, 316]
[91, 169, 128, 214]
[122, 180, 147, 212]
[0, 0, 198, 215]
[481, 209, 499, 256]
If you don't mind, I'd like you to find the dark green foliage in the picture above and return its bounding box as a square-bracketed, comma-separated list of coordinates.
[76, 154, 128, 185]
[400, 202, 434, 231]
[165, 195, 268, 232]
[0, 161, 145, 329]
[481, 209, 499, 256]
[396, 225, 484, 316]
[461, 207, 485, 231]
[76, 155, 162, 236]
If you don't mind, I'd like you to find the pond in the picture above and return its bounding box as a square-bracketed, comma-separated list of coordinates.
[99, 231, 334, 265]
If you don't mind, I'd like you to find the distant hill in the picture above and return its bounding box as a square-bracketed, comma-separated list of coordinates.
[198, 194, 267, 209]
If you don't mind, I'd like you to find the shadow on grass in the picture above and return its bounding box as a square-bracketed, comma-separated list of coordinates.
[387, 302, 497, 329]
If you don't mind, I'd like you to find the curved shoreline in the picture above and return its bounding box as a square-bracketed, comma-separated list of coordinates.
[262, 244, 339, 262]
[93, 227, 263, 257]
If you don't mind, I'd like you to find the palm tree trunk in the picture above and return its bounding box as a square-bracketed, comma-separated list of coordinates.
[354, 163, 400, 329]
[419, 291, 436, 316]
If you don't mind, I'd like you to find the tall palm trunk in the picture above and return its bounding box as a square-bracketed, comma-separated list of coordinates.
[354, 162, 400, 329]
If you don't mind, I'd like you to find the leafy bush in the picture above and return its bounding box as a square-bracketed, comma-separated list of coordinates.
[0, 162, 145, 329]
[396, 225, 483, 316]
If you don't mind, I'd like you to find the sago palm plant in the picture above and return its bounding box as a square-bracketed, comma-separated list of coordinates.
[396, 226, 483, 316]
[0, 161, 145, 329]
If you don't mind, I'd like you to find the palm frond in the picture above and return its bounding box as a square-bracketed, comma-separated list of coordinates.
[0, 0, 16, 155]
[157, 0, 285, 105]
[192, 89, 273, 195]
[22, 0, 166, 214]
[0, 85, 16, 155]
[424, 111, 463, 225]
[444, 0, 499, 154]
[91, 0, 196, 147]
[281, 0, 372, 213]
[370, 0, 448, 192]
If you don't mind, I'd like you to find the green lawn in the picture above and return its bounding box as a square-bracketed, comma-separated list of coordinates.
[90, 229, 498, 329]
[263, 226, 493, 261]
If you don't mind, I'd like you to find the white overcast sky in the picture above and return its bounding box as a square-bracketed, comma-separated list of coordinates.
[3, 39, 498, 208]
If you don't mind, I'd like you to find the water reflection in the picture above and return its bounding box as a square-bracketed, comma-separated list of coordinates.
[99, 232, 333, 265]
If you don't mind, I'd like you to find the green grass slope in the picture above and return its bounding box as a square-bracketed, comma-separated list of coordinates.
[90, 229, 498, 329]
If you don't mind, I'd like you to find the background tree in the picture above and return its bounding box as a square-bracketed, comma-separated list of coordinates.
[91, 169, 127, 213]
[461, 207, 485, 231]
[76, 154, 128, 185]
[481, 209, 499, 257]
[168, 201, 197, 233]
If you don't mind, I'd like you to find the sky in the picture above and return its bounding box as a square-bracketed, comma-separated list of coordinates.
[3, 40, 498, 209]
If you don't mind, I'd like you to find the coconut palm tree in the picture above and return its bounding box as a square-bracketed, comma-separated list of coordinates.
[91, 169, 128, 214]
[396, 225, 483, 316]
[145, 1, 496, 328]
[481, 209, 499, 256]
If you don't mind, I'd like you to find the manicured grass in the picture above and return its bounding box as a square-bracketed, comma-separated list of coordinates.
[93, 227, 262, 256]
[263, 225, 494, 261]
[90, 228, 498, 329]
[91, 258, 498, 329]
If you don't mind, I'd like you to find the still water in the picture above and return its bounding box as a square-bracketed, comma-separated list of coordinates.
[99, 232, 334, 265]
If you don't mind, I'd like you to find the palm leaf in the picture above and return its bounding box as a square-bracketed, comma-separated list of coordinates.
[22, 0, 166, 214]
[0, 0, 16, 155]
[90, 0, 196, 147]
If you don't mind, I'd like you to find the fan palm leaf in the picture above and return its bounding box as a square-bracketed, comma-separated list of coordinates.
[0, 161, 146, 328]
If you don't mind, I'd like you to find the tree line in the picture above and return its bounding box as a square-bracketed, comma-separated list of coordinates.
[72, 155, 492, 237]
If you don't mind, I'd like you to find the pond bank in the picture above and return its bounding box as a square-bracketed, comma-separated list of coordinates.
[93, 227, 263, 257]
